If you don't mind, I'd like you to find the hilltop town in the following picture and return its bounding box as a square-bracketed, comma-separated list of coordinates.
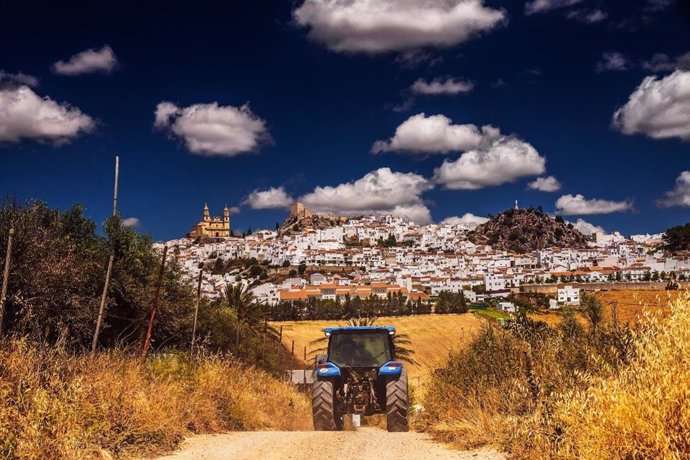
[159, 203, 683, 309]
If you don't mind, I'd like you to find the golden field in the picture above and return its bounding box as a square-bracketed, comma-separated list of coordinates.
[277, 289, 679, 382]
[274, 313, 485, 382]
[530, 289, 679, 327]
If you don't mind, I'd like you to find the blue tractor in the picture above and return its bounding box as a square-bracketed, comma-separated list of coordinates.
[312, 326, 409, 432]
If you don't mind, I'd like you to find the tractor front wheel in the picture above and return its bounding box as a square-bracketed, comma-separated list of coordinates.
[312, 380, 343, 431]
[386, 370, 409, 432]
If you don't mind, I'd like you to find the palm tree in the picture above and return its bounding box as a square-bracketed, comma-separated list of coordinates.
[225, 283, 275, 344]
[309, 316, 417, 365]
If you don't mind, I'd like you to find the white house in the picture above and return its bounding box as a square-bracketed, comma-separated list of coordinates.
[485, 274, 506, 292]
[497, 301, 517, 312]
[557, 285, 580, 306]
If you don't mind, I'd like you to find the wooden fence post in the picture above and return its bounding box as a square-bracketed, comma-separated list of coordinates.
[291, 339, 295, 370]
[141, 245, 168, 362]
[190, 269, 203, 353]
[0, 227, 15, 334]
[91, 155, 119, 352]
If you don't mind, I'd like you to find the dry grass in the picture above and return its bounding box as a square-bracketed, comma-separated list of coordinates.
[514, 292, 690, 459]
[0, 341, 311, 459]
[422, 291, 690, 459]
[273, 313, 485, 382]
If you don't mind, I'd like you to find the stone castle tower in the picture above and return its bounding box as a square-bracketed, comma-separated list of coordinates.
[187, 203, 231, 239]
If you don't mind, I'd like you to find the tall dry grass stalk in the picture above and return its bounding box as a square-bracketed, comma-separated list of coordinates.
[0, 341, 311, 459]
[422, 293, 690, 459]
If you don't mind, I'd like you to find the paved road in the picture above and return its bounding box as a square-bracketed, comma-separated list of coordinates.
[154, 428, 505, 460]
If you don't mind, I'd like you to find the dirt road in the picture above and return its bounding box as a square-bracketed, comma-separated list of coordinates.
[155, 428, 505, 460]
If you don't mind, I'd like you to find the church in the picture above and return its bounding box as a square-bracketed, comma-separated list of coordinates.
[187, 203, 231, 239]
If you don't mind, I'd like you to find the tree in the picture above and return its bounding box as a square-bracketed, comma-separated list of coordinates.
[298, 263, 307, 276]
[249, 264, 262, 278]
[212, 257, 225, 275]
[225, 283, 268, 344]
[282, 260, 290, 268]
[662, 223, 690, 252]
[581, 292, 603, 336]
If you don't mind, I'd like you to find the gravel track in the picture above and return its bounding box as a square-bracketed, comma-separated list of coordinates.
[154, 427, 505, 460]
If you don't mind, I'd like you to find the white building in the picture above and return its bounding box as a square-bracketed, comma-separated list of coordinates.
[485, 274, 506, 292]
[497, 301, 517, 312]
[557, 285, 580, 306]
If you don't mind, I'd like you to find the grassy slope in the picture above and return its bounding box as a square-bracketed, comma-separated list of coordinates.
[274, 313, 485, 382]
[0, 342, 311, 459]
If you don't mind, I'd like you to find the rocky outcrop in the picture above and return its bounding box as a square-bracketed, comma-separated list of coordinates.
[468, 207, 590, 253]
[278, 202, 350, 236]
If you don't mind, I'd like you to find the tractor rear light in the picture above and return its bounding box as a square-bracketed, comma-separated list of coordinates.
[383, 361, 402, 372]
[317, 363, 341, 376]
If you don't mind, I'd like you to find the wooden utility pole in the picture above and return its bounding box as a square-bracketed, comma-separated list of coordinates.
[0, 227, 15, 334]
[190, 269, 203, 353]
[91, 156, 119, 352]
[141, 245, 168, 362]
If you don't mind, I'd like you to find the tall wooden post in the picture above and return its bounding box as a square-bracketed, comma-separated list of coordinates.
[0, 227, 15, 334]
[91, 156, 119, 352]
[291, 339, 295, 370]
[141, 245, 168, 362]
[191, 269, 203, 353]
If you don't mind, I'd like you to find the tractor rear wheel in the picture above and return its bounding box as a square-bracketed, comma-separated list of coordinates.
[312, 380, 342, 431]
[386, 370, 409, 432]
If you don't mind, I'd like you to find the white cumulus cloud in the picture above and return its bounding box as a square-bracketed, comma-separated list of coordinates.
[658, 171, 690, 207]
[528, 176, 562, 192]
[612, 70, 690, 141]
[433, 136, 546, 190]
[571, 218, 605, 235]
[244, 187, 295, 209]
[525, 0, 582, 15]
[0, 86, 95, 144]
[300, 167, 433, 224]
[410, 77, 474, 95]
[293, 0, 506, 54]
[440, 213, 488, 229]
[555, 194, 633, 215]
[52, 45, 118, 76]
[122, 217, 140, 227]
[372, 113, 489, 154]
[154, 101, 271, 156]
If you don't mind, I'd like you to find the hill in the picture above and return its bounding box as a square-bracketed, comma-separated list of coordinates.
[278, 202, 350, 236]
[468, 207, 590, 253]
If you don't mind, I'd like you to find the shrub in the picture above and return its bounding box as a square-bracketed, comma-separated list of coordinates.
[420, 308, 633, 451]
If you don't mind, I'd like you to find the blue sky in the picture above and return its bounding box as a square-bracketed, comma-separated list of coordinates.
[1, 0, 689, 240]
